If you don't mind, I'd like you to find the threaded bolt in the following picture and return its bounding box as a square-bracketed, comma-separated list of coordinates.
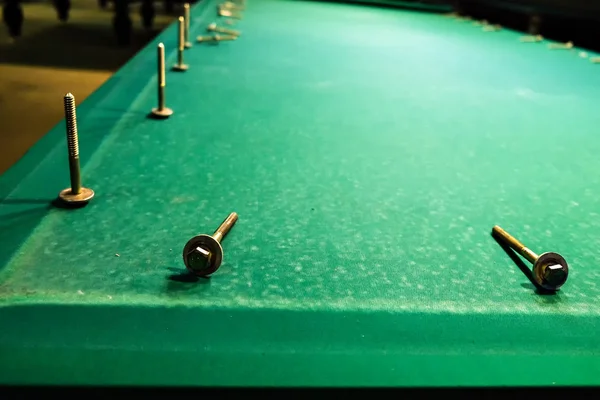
[58, 93, 94, 205]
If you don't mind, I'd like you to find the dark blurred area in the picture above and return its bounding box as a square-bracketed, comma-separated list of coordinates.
[0, 0, 598, 175]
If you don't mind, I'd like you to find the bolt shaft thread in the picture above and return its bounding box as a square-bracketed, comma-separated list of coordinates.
[178, 17, 185, 64]
[492, 225, 538, 263]
[63, 93, 81, 194]
[213, 212, 238, 243]
[157, 43, 166, 110]
[184, 4, 190, 43]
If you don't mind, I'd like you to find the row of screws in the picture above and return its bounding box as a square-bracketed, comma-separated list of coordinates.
[58, 0, 567, 287]
[58, 2, 243, 277]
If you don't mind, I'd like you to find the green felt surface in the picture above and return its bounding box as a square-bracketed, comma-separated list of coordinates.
[2, 0, 600, 387]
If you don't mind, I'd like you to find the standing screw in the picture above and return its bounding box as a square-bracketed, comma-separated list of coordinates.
[184, 3, 192, 48]
[58, 93, 94, 204]
[492, 225, 569, 291]
[183, 212, 239, 277]
[172, 17, 189, 71]
[151, 43, 173, 118]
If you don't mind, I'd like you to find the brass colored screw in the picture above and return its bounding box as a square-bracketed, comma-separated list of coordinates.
[173, 17, 189, 71]
[151, 43, 173, 118]
[183, 213, 239, 277]
[218, 8, 243, 19]
[548, 41, 573, 50]
[58, 93, 94, 204]
[520, 34, 543, 43]
[197, 33, 237, 43]
[221, 1, 244, 11]
[482, 24, 501, 32]
[184, 3, 192, 48]
[492, 225, 569, 291]
[207, 22, 240, 36]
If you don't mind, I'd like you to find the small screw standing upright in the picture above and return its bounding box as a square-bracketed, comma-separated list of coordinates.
[492, 225, 569, 291]
[184, 3, 192, 48]
[58, 93, 94, 204]
[173, 17, 189, 71]
[151, 43, 173, 118]
[183, 212, 239, 277]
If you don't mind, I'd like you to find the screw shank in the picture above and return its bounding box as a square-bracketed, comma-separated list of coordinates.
[492, 225, 538, 263]
[178, 17, 185, 62]
[212, 212, 238, 243]
[184, 4, 190, 43]
[64, 93, 81, 194]
[157, 43, 166, 110]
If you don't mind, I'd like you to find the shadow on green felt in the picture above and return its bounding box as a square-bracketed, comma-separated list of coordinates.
[165, 266, 215, 288]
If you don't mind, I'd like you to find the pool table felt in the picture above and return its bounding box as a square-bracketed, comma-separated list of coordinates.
[2, 0, 600, 386]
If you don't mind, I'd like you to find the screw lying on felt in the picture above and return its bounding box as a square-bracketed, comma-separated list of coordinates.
[197, 33, 237, 43]
[221, 1, 244, 11]
[482, 24, 501, 31]
[184, 3, 192, 48]
[520, 34, 543, 43]
[207, 22, 240, 36]
[492, 225, 569, 291]
[548, 41, 573, 50]
[218, 8, 243, 19]
[183, 212, 239, 277]
[58, 93, 94, 205]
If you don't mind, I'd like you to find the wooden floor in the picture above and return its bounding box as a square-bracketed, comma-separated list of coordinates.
[0, 0, 175, 175]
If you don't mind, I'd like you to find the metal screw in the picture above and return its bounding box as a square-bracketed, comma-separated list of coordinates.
[183, 212, 239, 277]
[197, 33, 237, 43]
[492, 225, 569, 291]
[173, 17, 189, 71]
[207, 22, 240, 37]
[58, 93, 94, 204]
[218, 8, 243, 20]
[151, 43, 173, 118]
[520, 34, 543, 43]
[548, 41, 573, 50]
[184, 3, 192, 48]
[482, 24, 501, 32]
[221, 1, 244, 11]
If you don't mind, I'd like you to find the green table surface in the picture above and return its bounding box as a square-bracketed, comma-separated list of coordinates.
[2, 0, 600, 387]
